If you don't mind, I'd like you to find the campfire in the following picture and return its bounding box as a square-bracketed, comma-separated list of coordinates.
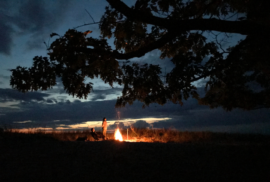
[114, 128, 123, 141]
[112, 111, 154, 142]
[113, 128, 154, 142]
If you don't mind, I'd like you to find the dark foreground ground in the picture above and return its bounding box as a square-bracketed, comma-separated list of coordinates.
[0, 134, 269, 182]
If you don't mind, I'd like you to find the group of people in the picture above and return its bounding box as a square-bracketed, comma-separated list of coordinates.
[90, 117, 107, 140]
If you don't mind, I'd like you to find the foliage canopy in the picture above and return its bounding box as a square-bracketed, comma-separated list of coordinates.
[11, 0, 270, 110]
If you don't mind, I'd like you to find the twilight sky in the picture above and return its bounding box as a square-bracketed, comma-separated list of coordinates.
[0, 0, 269, 134]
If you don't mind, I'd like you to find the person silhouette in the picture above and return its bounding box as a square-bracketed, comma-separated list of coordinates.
[90, 128, 99, 141]
[102, 117, 107, 139]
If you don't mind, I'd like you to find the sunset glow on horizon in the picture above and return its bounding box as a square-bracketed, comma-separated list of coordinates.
[7, 117, 172, 133]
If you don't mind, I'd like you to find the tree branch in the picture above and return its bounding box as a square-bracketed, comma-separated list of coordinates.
[85, 9, 96, 23]
[107, 0, 268, 35]
[75, 31, 177, 60]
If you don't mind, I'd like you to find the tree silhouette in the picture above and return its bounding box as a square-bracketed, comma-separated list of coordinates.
[10, 0, 270, 110]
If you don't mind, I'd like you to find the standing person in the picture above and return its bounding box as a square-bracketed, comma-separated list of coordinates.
[102, 117, 107, 139]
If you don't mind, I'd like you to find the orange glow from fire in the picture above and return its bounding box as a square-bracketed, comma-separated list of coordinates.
[114, 128, 123, 141]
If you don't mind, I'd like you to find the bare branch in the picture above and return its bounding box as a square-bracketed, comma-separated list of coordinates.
[73, 22, 101, 29]
[85, 9, 96, 23]
[211, 32, 226, 53]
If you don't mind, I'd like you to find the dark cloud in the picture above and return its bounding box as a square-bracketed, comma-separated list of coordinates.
[125, 49, 175, 76]
[108, 122, 125, 130]
[44, 79, 66, 95]
[152, 107, 270, 132]
[131, 120, 151, 129]
[0, 88, 49, 101]
[0, 0, 116, 55]
[0, 21, 14, 55]
[0, 0, 73, 54]
[44, 78, 122, 102]
[90, 88, 122, 101]
[0, 99, 115, 129]
[0, 87, 269, 135]
[46, 99, 57, 104]
[91, 94, 106, 101]
[26, 37, 46, 51]
[55, 95, 68, 101]
[0, 75, 9, 80]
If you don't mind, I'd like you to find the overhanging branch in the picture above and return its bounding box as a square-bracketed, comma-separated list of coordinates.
[75, 31, 177, 60]
[107, 0, 268, 35]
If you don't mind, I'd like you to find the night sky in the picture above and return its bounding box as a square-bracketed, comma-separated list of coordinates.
[0, 0, 269, 134]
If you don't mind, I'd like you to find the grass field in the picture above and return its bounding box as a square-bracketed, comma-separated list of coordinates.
[0, 129, 270, 181]
[4, 127, 270, 144]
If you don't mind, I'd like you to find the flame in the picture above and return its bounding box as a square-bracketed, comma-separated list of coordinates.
[114, 128, 123, 141]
